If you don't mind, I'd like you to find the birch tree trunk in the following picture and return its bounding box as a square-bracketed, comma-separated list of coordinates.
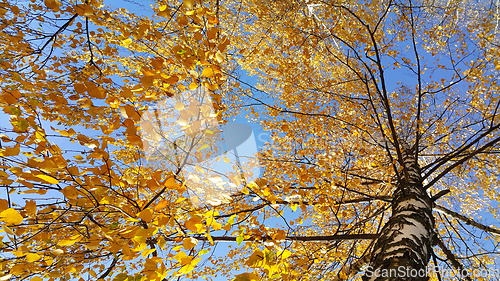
[363, 144, 435, 281]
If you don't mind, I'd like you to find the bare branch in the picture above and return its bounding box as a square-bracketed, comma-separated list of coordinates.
[332, 254, 371, 281]
[97, 255, 120, 280]
[425, 134, 500, 189]
[434, 236, 473, 281]
[434, 205, 500, 236]
[161, 234, 379, 243]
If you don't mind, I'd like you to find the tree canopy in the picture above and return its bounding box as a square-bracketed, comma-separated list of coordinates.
[1, 0, 500, 280]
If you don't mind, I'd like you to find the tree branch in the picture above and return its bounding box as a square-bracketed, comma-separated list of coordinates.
[434, 204, 500, 236]
[97, 255, 120, 280]
[424, 135, 500, 189]
[36, 14, 78, 56]
[423, 123, 500, 182]
[332, 254, 371, 281]
[161, 234, 379, 243]
[434, 236, 473, 281]
[215, 195, 392, 219]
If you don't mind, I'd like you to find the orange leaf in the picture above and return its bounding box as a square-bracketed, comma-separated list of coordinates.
[141, 76, 154, 88]
[25, 200, 37, 217]
[0, 199, 8, 212]
[62, 186, 78, 199]
[155, 199, 169, 210]
[74, 83, 86, 94]
[0, 144, 20, 157]
[182, 237, 198, 250]
[164, 177, 178, 189]
[138, 209, 153, 223]
[44, 0, 60, 12]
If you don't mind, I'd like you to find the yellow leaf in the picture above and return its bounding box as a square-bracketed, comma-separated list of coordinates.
[2, 224, 16, 235]
[175, 198, 187, 203]
[74, 4, 92, 16]
[35, 174, 59, 184]
[58, 128, 76, 137]
[142, 248, 156, 257]
[58, 239, 77, 246]
[2, 92, 18, 104]
[208, 16, 219, 24]
[120, 87, 134, 98]
[177, 256, 201, 276]
[206, 83, 219, 91]
[206, 232, 214, 245]
[206, 217, 222, 230]
[177, 263, 195, 275]
[174, 250, 188, 262]
[246, 249, 265, 268]
[35, 131, 45, 141]
[26, 253, 42, 262]
[182, 237, 198, 250]
[197, 144, 209, 151]
[174, 101, 185, 111]
[122, 105, 141, 122]
[184, 215, 203, 233]
[172, 245, 183, 252]
[207, 28, 217, 40]
[201, 68, 214, 78]
[183, 0, 193, 8]
[30, 277, 44, 281]
[195, 165, 204, 173]
[279, 249, 292, 259]
[215, 51, 224, 63]
[189, 82, 198, 90]
[50, 249, 64, 256]
[122, 38, 133, 47]
[138, 209, 153, 223]
[0, 208, 24, 225]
